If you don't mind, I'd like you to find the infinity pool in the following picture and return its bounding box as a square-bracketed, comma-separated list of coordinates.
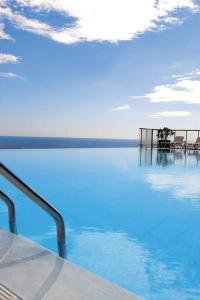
[1, 148, 200, 300]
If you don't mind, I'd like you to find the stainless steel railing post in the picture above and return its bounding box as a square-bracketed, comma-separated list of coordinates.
[0, 163, 66, 258]
[0, 190, 17, 234]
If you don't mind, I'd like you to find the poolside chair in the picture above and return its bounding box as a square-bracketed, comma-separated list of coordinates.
[187, 137, 200, 150]
[171, 136, 185, 149]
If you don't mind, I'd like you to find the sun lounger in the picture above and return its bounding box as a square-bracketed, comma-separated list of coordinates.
[171, 136, 185, 149]
[186, 137, 200, 150]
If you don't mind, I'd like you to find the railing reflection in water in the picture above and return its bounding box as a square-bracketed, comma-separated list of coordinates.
[139, 148, 200, 168]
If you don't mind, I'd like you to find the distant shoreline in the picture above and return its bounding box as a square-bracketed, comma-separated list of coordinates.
[0, 136, 139, 149]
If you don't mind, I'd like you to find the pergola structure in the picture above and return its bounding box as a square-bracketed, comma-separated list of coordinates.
[139, 128, 200, 148]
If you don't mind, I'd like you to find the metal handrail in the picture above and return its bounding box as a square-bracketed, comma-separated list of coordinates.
[0, 191, 17, 234]
[0, 162, 66, 258]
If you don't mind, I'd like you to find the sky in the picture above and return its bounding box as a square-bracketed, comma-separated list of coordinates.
[0, 0, 200, 139]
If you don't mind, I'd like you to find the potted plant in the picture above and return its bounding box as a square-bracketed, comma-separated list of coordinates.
[157, 127, 175, 148]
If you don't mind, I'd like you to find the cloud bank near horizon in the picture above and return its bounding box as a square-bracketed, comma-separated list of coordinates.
[149, 111, 192, 118]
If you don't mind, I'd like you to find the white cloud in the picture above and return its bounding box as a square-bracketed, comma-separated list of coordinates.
[149, 111, 191, 118]
[0, 53, 19, 64]
[0, 23, 12, 40]
[146, 80, 200, 104]
[0, 0, 199, 44]
[0, 6, 80, 44]
[0, 72, 24, 79]
[138, 69, 200, 104]
[112, 104, 131, 111]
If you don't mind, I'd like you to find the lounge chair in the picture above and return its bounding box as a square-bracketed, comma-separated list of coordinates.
[186, 137, 200, 150]
[171, 136, 185, 149]
[194, 137, 200, 149]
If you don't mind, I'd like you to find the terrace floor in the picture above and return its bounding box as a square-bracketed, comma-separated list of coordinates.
[0, 229, 141, 300]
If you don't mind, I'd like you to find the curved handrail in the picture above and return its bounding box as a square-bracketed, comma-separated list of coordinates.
[0, 191, 17, 234]
[0, 163, 66, 258]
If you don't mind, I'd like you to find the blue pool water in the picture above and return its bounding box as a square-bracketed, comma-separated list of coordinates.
[1, 148, 200, 300]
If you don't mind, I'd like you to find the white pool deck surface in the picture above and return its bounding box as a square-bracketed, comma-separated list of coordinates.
[0, 229, 142, 300]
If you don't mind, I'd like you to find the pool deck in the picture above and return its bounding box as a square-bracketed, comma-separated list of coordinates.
[0, 229, 142, 300]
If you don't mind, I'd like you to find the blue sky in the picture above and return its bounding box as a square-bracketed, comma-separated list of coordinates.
[0, 0, 200, 138]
